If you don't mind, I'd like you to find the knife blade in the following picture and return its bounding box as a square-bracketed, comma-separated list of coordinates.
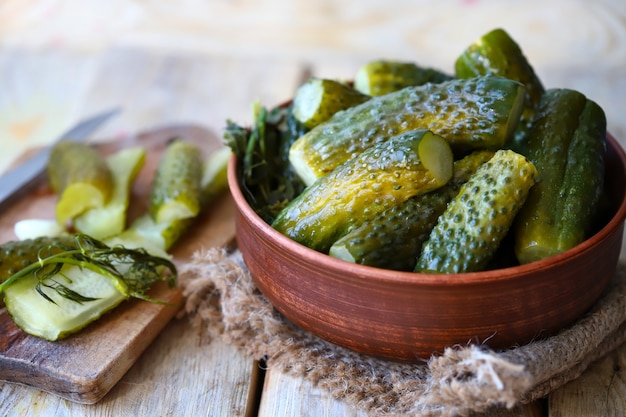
[0, 108, 121, 205]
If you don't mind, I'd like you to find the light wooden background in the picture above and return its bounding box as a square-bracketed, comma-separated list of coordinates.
[0, 1, 625, 416]
[1, 0, 625, 174]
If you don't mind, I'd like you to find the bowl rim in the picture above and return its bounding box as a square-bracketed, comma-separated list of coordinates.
[228, 133, 626, 287]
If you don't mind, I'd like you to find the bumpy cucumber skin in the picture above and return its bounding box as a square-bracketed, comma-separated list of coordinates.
[354, 60, 453, 96]
[0, 236, 78, 282]
[416, 149, 537, 274]
[149, 139, 203, 223]
[47, 141, 114, 223]
[514, 89, 606, 264]
[289, 76, 525, 186]
[47, 141, 113, 197]
[328, 150, 494, 271]
[273, 130, 451, 253]
[293, 78, 370, 129]
[454, 28, 545, 150]
[74, 147, 146, 240]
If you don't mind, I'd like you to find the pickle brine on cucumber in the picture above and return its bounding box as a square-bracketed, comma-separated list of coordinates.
[455, 28, 545, 150]
[47, 141, 114, 225]
[354, 60, 453, 96]
[329, 150, 495, 271]
[273, 129, 453, 253]
[289, 76, 526, 186]
[415, 150, 538, 274]
[513, 89, 607, 264]
[149, 139, 203, 224]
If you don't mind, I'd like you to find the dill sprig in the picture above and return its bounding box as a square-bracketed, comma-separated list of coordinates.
[0, 234, 177, 305]
[224, 101, 308, 223]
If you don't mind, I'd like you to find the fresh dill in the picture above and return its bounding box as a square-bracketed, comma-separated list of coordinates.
[0, 234, 177, 305]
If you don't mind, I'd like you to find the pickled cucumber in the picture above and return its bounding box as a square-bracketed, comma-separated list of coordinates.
[47, 141, 114, 225]
[121, 146, 231, 252]
[289, 76, 526, 186]
[455, 28, 545, 150]
[0, 236, 78, 283]
[0, 235, 176, 341]
[329, 150, 494, 270]
[201, 146, 231, 205]
[514, 89, 606, 264]
[354, 60, 453, 96]
[74, 147, 146, 239]
[4, 265, 127, 340]
[292, 78, 370, 128]
[149, 139, 203, 224]
[273, 129, 453, 253]
[416, 150, 537, 273]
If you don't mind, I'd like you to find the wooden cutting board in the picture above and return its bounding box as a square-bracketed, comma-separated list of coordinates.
[0, 124, 236, 404]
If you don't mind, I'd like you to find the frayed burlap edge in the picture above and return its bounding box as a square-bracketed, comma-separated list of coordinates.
[179, 247, 626, 417]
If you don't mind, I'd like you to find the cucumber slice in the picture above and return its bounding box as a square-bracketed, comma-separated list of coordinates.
[118, 147, 232, 253]
[114, 214, 184, 255]
[201, 146, 231, 205]
[0, 235, 177, 341]
[74, 147, 146, 239]
[47, 141, 114, 225]
[3, 266, 126, 341]
[418, 133, 454, 186]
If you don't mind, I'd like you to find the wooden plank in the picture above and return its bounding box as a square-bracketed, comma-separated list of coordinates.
[548, 341, 626, 416]
[0, 320, 258, 417]
[258, 369, 544, 416]
[258, 370, 371, 417]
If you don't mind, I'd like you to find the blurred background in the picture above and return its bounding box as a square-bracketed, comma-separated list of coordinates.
[0, 0, 624, 174]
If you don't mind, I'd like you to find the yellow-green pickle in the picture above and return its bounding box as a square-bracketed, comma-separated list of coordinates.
[328, 150, 495, 271]
[273, 129, 453, 253]
[455, 28, 545, 150]
[289, 75, 526, 186]
[292, 77, 370, 129]
[354, 60, 453, 96]
[47, 141, 114, 224]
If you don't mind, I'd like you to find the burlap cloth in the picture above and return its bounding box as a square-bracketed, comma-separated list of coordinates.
[179, 247, 626, 417]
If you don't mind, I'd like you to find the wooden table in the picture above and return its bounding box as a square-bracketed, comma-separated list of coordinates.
[1, 1, 625, 415]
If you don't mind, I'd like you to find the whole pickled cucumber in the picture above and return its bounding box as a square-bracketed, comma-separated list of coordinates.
[289, 76, 526, 186]
[273, 129, 453, 253]
[416, 149, 538, 273]
[328, 150, 495, 271]
[354, 60, 453, 96]
[292, 78, 370, 129]
[454, 28, 545, 150]
[47, 141, 114, 224]
[149, 139, 203, 224]
[514, 89, 606, 264]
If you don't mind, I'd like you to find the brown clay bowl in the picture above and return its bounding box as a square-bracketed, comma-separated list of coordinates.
[228, 134, 626, 362]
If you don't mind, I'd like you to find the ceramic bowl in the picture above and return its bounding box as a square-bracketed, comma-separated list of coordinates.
[228, 134, 626, 362]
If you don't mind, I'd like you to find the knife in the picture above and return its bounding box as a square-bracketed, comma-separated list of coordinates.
[0, 108, 121, 205]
